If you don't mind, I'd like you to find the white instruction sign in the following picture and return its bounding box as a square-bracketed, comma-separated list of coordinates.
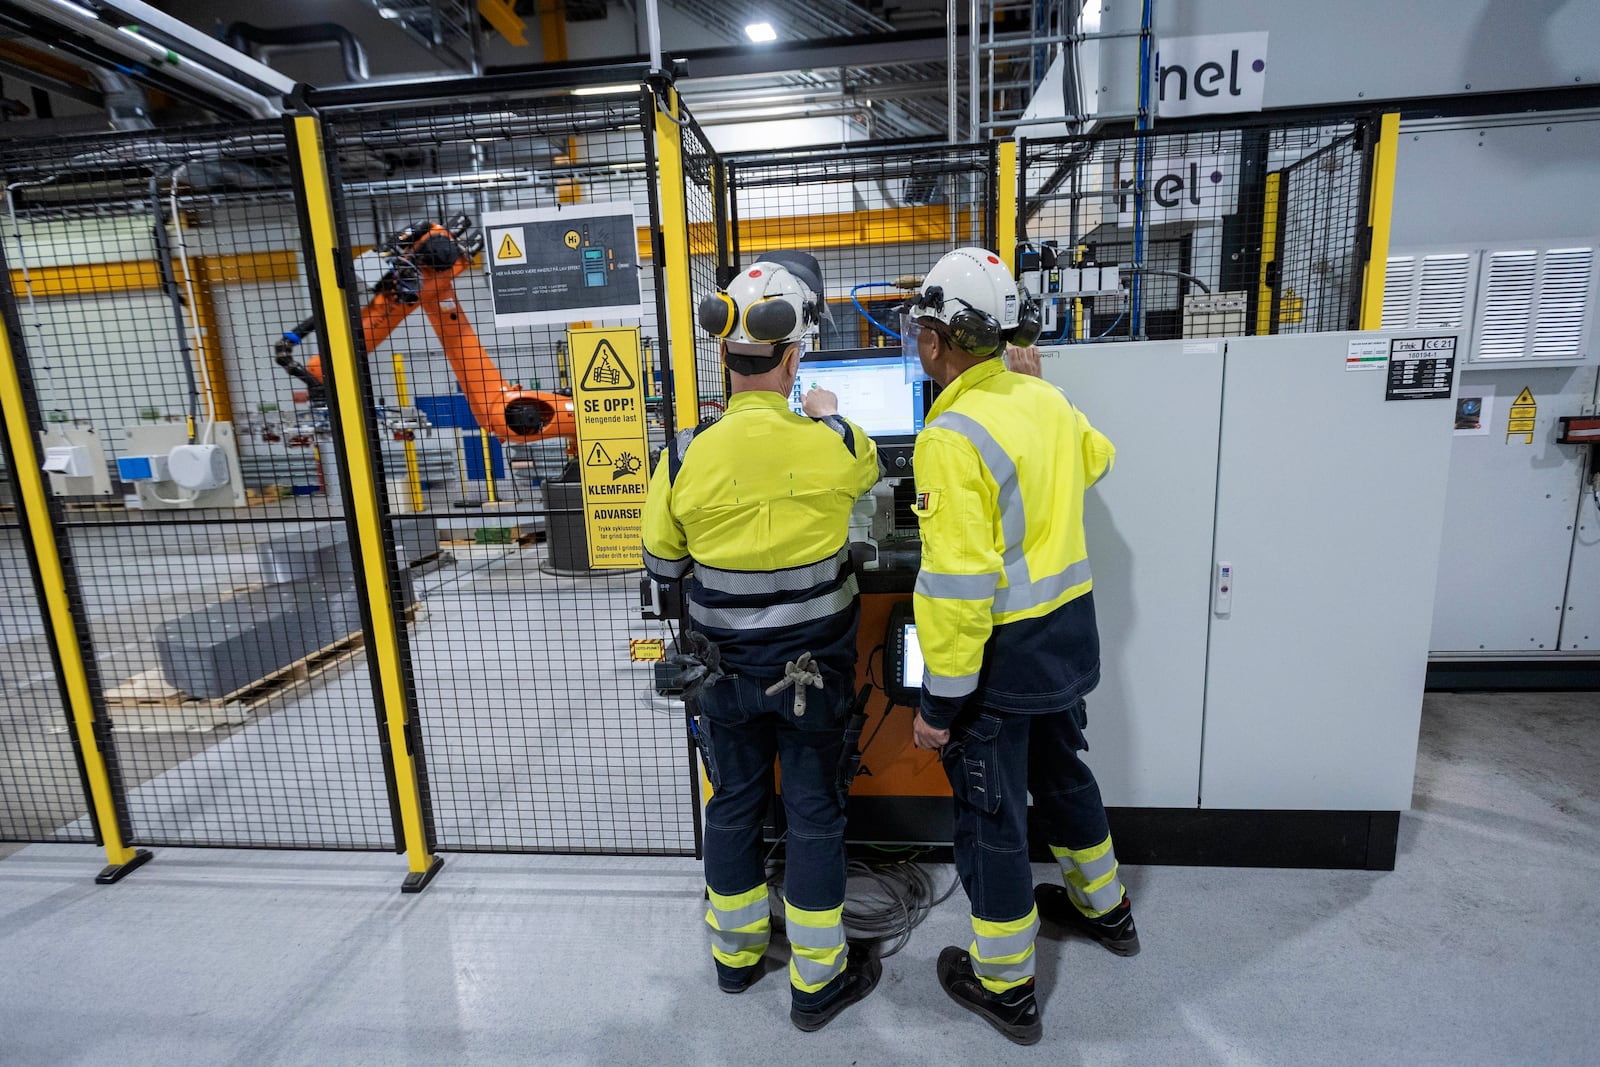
[1346, 337, 1389, 372]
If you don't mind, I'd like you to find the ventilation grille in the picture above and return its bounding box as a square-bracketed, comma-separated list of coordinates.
[1382, 252, 1472, 329]
[1381, 256, 1414, 329]
[1475, 246, 1593, 362]
[1533, 247, 1594, 359]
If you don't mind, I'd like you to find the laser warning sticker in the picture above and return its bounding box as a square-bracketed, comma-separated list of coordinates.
[1506, 386, 1537, 444]
[483, 202, 642, 328]
[571, 327, 648, 569]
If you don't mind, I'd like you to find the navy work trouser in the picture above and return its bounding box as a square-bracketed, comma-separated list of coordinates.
[941, 700, 1114, 924]
[695, 671, 853, 1000]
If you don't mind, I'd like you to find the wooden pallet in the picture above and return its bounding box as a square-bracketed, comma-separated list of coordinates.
[97, 601, 424, 734]
[102, 632, 369, 733]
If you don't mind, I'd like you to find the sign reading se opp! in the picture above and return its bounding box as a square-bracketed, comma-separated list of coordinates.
[570, 327, 649, 569]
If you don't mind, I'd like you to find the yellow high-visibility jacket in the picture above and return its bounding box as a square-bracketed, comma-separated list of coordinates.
[911, 357, 1114, 728]
[641, 390, 879, 680]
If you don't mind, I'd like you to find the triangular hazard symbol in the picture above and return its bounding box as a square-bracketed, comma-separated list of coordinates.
[497, 232, 522, 260]
[1512, 387, 1535, 407]
[586, 441, 613, 466]
[579, 339, 636, 392]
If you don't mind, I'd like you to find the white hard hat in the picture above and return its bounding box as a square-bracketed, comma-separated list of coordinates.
[698, 252, 826, 348]
[908, 247, 1040, 356]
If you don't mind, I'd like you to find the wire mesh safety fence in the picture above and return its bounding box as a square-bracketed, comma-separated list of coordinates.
[678, 112, 729, 418]
[0, 123, 397, 850]
[0, 516, 95, 843]
[1018, 115, 1376, 342]
[317, 93, 694, 854]
[1273, 127, 1371, 334]
[725, 141, 998, 356]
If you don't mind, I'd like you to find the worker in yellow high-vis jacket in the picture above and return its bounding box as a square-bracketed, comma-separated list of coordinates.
[904, 248, 1139, 1046]
[641, 251, 882, 1032]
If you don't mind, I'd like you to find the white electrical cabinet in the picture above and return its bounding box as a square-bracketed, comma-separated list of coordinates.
[1200, 334, 1458, 810]
[1045, 330, 1459, 814]
[1051, 340, 1223, 808]
[1430, 367, 1597, 653]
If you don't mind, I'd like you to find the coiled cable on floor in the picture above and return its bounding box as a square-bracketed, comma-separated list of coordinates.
[766, 845, 961, 959]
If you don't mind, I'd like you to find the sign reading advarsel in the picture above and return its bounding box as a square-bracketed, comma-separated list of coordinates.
[483, 202, 643, 328]
[570, 327, 649, 569]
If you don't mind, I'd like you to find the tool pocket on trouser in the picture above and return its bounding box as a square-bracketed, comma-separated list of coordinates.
[835, 704, 867, 809]
[941, 712, 1004, 815]
[694, 715, 721, 792]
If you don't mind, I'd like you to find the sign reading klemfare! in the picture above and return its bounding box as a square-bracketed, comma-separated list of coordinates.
[483, 202, 643, 328]
[570, 327, 648, 569]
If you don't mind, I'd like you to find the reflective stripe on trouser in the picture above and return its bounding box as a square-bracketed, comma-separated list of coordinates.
[706, 883, 771, 969]
[1050, 834, 1125, 918]
[969, 907, 1040, 993]
[786, 899, 846, 993]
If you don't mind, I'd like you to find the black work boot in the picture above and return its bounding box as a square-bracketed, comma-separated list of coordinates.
[936, 946, 1042, 1046]
[1034, 884, 1141, 957]
[716, 960, 760, 994]
[789, 942, 882, 1032]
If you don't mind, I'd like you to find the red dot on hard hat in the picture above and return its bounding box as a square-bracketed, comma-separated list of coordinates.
[987, 255, 1000, 264]
[750, 269, 762, 277]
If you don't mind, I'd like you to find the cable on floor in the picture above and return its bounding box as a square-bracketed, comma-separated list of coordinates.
[766, 842, 961, 959]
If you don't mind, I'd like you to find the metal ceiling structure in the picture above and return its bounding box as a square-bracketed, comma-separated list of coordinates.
[0, 0, 1054, 142]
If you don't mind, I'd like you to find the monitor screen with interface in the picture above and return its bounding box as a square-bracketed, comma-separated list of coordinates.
[883, 601, 925, 705]
[789, 350, 928, 440]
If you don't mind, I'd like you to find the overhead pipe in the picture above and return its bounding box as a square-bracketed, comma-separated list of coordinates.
[95, 0, 296, 94]
[224, 22, 370, 83]
[86, 67, 151, 129]
[946, 0, 958, 142]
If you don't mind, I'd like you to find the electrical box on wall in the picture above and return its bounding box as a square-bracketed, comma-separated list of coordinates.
[1183, 291, 1247, 338]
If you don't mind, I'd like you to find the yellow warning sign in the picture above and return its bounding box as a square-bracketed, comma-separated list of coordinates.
[580, 339, 637, 392]
[571, 327, 648, 569]
[490, 227, 526, 266]
[1506, 386, 1536, 444]
[630, 638, 667, 662]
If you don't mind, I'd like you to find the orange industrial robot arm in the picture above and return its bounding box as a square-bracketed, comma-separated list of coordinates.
[274, 217, 576, 446]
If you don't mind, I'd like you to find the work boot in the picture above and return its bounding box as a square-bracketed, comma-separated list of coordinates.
[1034, 884, 1141, 957]
[936, 946, 1042, 1046]
[789, 942, 881, 1032]
[716, 960, 761, 994]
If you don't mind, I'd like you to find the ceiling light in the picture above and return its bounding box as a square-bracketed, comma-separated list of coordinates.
[572, 83, 638, 96]
[745, 22, 778, 43]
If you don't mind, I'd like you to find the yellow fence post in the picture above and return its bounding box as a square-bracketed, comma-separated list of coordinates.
[290, 114, 442, 892]
[1359, 112, 1402, 330]
[0, 266, 151, 883]
[1256, 171, 1282, 335]
[654, 87, 699, 434]
[997, 139, 1018, 274]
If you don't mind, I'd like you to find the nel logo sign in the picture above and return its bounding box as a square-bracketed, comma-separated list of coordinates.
[1155, 32, 1268, 118]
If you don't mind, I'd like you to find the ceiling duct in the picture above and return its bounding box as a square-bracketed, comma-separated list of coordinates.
[224, 22, 371, 82]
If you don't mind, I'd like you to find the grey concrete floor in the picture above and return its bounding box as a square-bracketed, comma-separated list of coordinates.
[1, 690, 1596, 1066]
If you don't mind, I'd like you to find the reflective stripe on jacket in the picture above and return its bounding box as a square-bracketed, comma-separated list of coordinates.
[912, 358, 1114, 728]
[641, 391, 880, 679]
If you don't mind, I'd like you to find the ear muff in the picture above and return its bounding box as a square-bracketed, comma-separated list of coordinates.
[1008, 291, 1043, 348]
[743, 297, 799, 344]
[947, 306, 1003, 357]
[698, 292, 737, 338]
